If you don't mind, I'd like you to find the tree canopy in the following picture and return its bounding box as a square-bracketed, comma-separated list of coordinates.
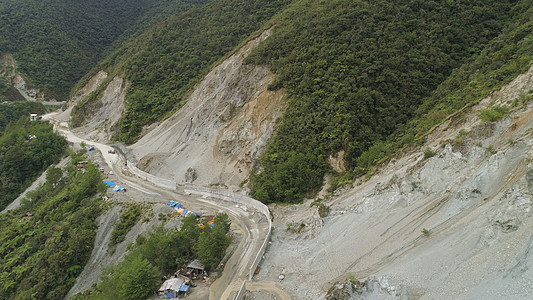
[0, 163, 105, 299]
[0, 0, 161, 99]
[247, 0, 531, 203]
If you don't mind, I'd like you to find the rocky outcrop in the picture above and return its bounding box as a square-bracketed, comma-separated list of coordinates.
[326, 276, 410, 300]
[71, 75, 128, 143]
[130, 30, 286, 188]
[258, 65, 533, 299]
[50, 70, 108, 127]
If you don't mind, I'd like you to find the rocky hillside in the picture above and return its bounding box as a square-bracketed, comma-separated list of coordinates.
[254, 65, 533, 299]
[66, 29, 285, 188]
[129, 30, 286, 188]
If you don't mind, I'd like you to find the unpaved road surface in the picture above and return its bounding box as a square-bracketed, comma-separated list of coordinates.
[43, 111, 270, 299]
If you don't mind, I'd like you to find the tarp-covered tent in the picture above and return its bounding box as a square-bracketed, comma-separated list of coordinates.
[179, 284, 190, 292]
[104, 181, 115, 187]
[87, 147, 95, 151]
[112, 185, 125, 192]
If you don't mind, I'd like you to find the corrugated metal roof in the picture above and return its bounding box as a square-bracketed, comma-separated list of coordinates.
[187, 259, 205, 270]
[158, 278, 185, 292]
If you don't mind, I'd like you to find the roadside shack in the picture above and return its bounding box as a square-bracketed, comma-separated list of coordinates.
[184, 260, 206, 280]
[158, 277, 190, 298]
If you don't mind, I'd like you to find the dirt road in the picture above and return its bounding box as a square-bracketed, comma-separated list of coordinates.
[43, 111, 270, 300]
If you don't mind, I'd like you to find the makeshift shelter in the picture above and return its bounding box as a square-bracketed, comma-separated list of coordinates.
[178, 284, 190, 295]
[187, 260, 205, 272]
[76, 161, 89, 168]
[87, 147, 95, 151]
[185, 211, 197, 218]
[158, 278, 188, 298]
[112, 185, 125, 192]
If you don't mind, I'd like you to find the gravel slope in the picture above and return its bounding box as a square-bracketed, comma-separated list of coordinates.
[256, 65, 533, 300]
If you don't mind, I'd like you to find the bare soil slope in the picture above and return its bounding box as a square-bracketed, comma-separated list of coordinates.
[72, 75, 128, 143]
[255, 65, 533, 300]
[129, 30, 286, 189]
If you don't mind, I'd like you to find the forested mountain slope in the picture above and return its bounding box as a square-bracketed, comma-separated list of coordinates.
[72, 0, 290, 143]
[248, 0, 533, 203]
[0, 117, 66, 210]
[0, 0, 161, 100]
[67, 0, 532, 204]
[0, 163, 104, 299]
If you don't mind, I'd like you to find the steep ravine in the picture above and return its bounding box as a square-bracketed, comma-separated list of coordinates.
[253, 64, 533, 300]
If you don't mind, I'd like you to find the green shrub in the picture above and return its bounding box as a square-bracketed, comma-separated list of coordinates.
[0, 161, 103, 299]
[424, 148, 435, 159]
[479, 105, 510, 122]
[110, 205, 142, 245]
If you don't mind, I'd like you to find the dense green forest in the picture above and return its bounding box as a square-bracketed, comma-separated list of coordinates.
[73, 214, 232, 300]
[3, 0, 532, 206]
[0, 0, 161, 100]
[0, 162, 105, 299]
[0, 78, 8, 101]
[80, 0, 291, 143]
[0, 117, 66, 210]
[247, 0, 533, 203]
[0, 101, 45, 133]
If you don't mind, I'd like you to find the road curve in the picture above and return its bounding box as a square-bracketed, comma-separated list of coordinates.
[43, 111, 269, 300]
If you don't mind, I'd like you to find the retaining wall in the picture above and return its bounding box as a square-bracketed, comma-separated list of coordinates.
[234, 280, 247, 300]
[125, 161, 176, 190]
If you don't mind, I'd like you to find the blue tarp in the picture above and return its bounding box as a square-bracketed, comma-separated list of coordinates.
[112, 185, 125, 192]
[181, 209, 188, 217]
[167, 201, 175, 206]
[104, 181, 115, 187]
[179, 284, 190, 292]
[87, 147, 95, 151]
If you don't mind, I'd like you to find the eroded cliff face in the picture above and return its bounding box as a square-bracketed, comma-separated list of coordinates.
[255, 65, 533, 300]
[1, 53, 47, 102]
[129, 30, 286, 188]
[71, 75, 128, 143]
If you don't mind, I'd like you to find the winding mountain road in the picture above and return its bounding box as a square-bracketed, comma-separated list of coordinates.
[42, 111, 270, 300]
